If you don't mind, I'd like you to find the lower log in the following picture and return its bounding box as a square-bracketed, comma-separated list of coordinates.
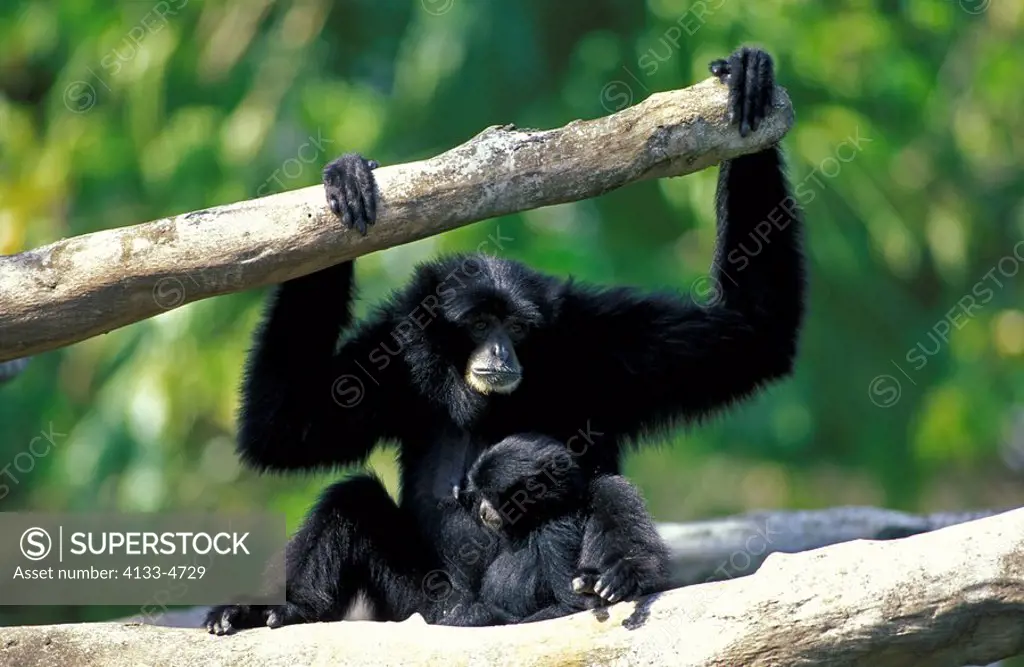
[3, 507, 1023, 667]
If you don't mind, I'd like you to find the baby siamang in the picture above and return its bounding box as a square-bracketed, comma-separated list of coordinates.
[206, 45, 805, 633]
[441, 434, 669, 626]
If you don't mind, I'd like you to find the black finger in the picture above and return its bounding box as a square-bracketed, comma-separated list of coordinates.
[594, 563, 622, 600]
[345, 182, 367, 235]
[327, 194, 342, 217]
[339, 198, 353, 229]
[756, 51, 774, 131]
[572, 571, 600, 595]
[345, 176, 366, 222]
[740, 49, 757, 137]
[355, 163, 378, 224]
[362, 189, 377, 226]
[728, 50, 745, 127]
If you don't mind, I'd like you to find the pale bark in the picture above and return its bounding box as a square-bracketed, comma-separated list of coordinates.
[661, 505, 1001, 585]
[0, 77, 793, 362]
[121, 505, 1008, 629]
[4, 507, 1022, 667]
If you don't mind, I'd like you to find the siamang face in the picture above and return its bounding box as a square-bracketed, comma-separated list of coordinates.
[430, 255, 553, 396]
[455, 435, 584, 533]
[462, 313, 528, 395]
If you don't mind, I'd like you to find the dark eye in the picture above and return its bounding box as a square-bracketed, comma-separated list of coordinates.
[472, 320, 488, 334]
[508, 321, 526, 336]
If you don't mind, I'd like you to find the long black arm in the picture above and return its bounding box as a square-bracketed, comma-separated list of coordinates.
[553, 47, 805, 437]
[238, 155, 410, 471]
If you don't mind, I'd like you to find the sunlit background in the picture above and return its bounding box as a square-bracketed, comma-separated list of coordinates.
[1, 0, 1023, 629]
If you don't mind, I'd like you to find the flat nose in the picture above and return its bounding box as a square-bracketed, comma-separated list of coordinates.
[492, 342, 509, 363]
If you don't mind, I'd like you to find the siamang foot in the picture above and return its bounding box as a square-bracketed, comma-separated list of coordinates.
[708, 46, 775, 138]
[572, 560, 641, 605]
[204, 602, 305, 635]
[322, 153, 379, 235]
[265, 602, 308, 628]
[204, 604, 268, 635]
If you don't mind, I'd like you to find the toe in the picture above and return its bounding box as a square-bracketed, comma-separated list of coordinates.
[214, 616, 232, 635]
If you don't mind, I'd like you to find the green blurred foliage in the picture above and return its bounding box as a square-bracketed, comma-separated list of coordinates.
[1, 0, 1023, 627]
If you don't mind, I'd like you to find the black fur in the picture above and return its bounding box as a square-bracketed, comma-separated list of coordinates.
[205, 45, 804, 633]
[441, 434, 669, 626]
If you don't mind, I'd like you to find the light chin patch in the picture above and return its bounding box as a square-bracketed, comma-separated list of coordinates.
[466, 371, 521, 395]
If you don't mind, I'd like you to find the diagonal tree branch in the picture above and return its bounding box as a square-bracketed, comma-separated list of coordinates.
[0, 77, 793, 363]
[3, 507, 1022, 667]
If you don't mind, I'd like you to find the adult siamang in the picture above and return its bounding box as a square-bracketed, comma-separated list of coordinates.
[441, 433, 669, 626]
[205, 45, 804, 634]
